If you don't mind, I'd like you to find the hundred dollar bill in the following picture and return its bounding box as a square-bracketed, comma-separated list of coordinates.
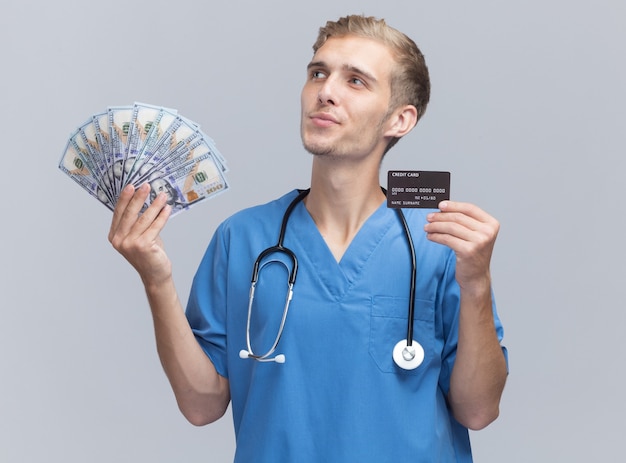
[142, 151, 229, 217]
[132, 134, 221, 192]
[198, 130, 228, 172]
[166, 113, 228, 173]
[68, 130, 117, 205]
[124, 104, 166, 186]
[91, 112, 116, 190]
[58, 139, 115, 210]
[123, 103, 180, 190]
[107, 105, 134, 195]
[76, 118, 112, 193]
[137, 128, 206, 182]
[122, 115, 185, 187]
[124, 111, 210, 184]
[125, 103, 162, 164]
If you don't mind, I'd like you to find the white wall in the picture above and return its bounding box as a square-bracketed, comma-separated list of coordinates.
[1, 0, 624, 461]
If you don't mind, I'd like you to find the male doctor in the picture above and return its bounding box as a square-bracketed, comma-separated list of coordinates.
[109, 14, 507, 462]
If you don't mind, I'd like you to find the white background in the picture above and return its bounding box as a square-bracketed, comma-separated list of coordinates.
[1, 0, 624, 461]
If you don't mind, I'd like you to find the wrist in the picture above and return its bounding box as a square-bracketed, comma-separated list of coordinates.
[142, 273, 175, 298]
[458, 273, 492, 303]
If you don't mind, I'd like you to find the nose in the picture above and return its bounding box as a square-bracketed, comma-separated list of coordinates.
[317, 78, 337, 106]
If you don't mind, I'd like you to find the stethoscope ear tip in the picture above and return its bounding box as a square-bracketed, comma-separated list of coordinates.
[239, 349, 286, 364]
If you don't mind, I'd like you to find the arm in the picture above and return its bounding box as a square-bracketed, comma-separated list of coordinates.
[108, 184, 230, 426]
[424, 201, 507, 430]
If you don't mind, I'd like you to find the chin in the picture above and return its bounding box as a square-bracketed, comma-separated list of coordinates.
[303, 142, 335, 157]
[302, 135, 334, 157]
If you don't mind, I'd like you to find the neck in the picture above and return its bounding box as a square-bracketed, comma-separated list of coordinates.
[304, 156, 386, 261]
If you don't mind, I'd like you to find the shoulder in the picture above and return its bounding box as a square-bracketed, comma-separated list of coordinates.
[224, 189, 300, 223]
[216, 189, 302, 237]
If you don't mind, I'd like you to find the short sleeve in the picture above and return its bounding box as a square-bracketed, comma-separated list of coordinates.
[185, 223, 230, 378]
[437, 252, 508, 396]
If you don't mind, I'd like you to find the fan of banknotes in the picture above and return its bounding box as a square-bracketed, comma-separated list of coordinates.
[58, 102, 229, 217]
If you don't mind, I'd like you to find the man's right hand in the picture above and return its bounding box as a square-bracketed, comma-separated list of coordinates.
[108, 183, 173, 287]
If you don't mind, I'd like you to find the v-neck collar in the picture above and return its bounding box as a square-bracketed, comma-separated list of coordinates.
[287, 199, 395, 299]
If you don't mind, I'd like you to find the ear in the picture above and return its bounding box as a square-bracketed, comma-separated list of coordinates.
[384, 105, 418, 138]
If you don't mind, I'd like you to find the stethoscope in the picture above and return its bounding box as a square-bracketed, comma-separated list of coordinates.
[239, 188, 424, 370]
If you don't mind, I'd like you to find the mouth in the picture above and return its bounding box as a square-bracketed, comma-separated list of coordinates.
[309, 111, 339, 127]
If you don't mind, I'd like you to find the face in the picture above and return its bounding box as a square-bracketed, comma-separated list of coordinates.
[300, 35, 398, 161]
[112, 160, 124, 179]
[149, 178, 177, 205]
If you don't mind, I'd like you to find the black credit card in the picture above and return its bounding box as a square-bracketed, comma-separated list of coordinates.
[387, 170, 450, 208]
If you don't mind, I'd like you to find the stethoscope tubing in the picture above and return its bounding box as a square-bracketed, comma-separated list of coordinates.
[242, 187, 421, 368]
[243, 189, 310, 362]
[394, 200, 417, 347]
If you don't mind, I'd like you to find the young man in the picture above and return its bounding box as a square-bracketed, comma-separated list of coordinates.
[109, 15, 508, 462]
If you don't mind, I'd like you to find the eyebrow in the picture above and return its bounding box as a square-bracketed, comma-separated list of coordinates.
[307, 60, 379, 84]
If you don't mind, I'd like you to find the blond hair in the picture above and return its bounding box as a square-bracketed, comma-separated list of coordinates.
[313, 15, 430, 123]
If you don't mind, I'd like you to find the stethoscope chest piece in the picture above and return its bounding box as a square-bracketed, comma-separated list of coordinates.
[393, 339, 424, 370]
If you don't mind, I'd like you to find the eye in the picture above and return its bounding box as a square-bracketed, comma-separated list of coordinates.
[311, 70, 326, 80]
[350, 77, 366, 86]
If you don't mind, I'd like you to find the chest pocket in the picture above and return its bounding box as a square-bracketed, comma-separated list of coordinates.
[369, 296, 435, 375]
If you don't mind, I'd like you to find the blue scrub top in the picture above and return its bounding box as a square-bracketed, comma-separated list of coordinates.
[187, 190, 507, 463]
